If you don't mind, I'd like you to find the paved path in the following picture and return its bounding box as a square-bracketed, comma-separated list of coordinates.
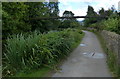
[52, 31, 112, 77]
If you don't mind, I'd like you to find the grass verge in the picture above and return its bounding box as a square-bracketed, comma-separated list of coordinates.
[15, 31, 85, 77]
[14, 67, 51, 77]
[92, 30, 120, 79]
[3, 28, 85, 77]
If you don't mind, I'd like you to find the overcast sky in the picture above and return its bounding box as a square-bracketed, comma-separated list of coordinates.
[58, 0, 120, 21]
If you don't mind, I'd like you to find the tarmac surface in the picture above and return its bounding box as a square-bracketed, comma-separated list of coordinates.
[52, 31, 112, 77]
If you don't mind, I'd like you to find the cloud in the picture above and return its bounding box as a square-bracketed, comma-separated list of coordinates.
[84, 2, 91, 5]
[59, 0, 119, 3]
[59, 0, 120, 21]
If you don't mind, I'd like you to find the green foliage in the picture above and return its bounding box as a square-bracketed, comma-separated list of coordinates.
[84, 5, 98, 27]
[63, 10, 74, 17]
[2, 2, 31, 39]
[107, 51, 118, 76]
[3, 29, 84, 77]
[15, 67, 51, 77]
[89, 17, 119, 34]
[2, 2, 83, 77]
[26, 2, 59, 32]
[85, 5, 119, 34]
[60, 20, 80, 28]
[102, 18, 119, 34]
[59, 10, 80, 28]
[2, 2, 60, 39]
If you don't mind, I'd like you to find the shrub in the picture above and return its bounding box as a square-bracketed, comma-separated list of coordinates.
[89, 17, 119, 34]
[103, 18, 119, 34]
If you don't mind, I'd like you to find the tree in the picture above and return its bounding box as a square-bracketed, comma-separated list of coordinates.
[27, 2, 60, 32]
[26, 2, 48, 32]
[99, 8, 105, 16]
[2, 2, 31, 39]
[47, 2, 60, 30]
[2, 2, 60, 38]
[85, 5, 120, 33]
[59, 10, 79, 28]
[63, 10, 74, 17]
[84, 5, 98, 27]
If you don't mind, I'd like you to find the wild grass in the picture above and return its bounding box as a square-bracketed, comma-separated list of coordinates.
[2, 28, 84, 77]
[14, 67, 51, 77]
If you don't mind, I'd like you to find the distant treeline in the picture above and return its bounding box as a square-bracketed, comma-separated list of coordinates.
[84, 5, 120, 34]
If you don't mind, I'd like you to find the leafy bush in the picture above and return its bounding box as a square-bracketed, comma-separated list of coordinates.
[89, 17, 119, 34]
[3, 29, 84, 76]
[59, 20, 80, 29]
[102, 18, 119, 34]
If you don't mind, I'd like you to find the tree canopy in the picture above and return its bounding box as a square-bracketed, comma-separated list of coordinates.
[2, 2, 60, 39]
